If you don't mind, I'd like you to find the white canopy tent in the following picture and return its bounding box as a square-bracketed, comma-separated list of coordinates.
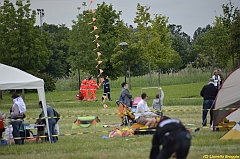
[0, 63, 51, 142]
[213, 67, 240, 126]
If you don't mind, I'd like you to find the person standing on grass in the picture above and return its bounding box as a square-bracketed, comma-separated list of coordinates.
[39, 101, 57, 143]
[80, 76, 90, 101]
[102, 75, 112, 101]
[212, 70, 221, 89]
[150, 116, 191, 159]
[0, 112, 5, 145]
[135, 93, 157, 128]
[200, 78, 218, 127]
[217, 69, 224, 86]
[11, 93, 26, 145]
[152, 88, 164, 116]
[89, 76, 99, 101]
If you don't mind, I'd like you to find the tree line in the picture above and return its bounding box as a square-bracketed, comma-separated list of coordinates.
[0, 0, 239, 90]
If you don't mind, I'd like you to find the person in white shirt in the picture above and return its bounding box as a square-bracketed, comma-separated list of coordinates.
[212, 70, 221, 88]
[135, 93, 157, 128]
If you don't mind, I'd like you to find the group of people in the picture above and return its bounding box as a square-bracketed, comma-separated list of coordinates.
[0, 93, 60, 145]
[118, 82, 165, 128]
[118, 82, 191, 159]
[200, 69, 224, 127]
[79, 75, 112, 102]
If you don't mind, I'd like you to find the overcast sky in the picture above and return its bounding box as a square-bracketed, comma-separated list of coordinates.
[2, 0, 240, 37]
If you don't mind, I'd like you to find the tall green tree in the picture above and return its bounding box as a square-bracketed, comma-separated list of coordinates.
[93, 2, 122, 80]
[193, 20, 230, 75]
[169, 24, 192, 69]
[68, 10, 95, 80]
[111, 21, 143, 88]
[134, 4, 154, 86]
[150, 14, 176, 86]
[42, 24, 71, 78]
[0, 0, 50, 71]
[220, 0, 239, 69]
[229, 11, 240, 66]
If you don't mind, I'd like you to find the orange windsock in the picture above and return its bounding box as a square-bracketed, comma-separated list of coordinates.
[103, 104, 108, 108]
[96, 61, 102, 68]
[99, 69, 103, 74]
[93, 43, 100, 51]
[95, 34, 99, 39]
[93, 35, 100, 42]
[96, 43, 100, 47]
[88, 18, 97, 24]
[90, 26, 98, 33]
[96, 52, 101, 60]
[97, 69, 103, 77]
[98, 77, 104, 86]
[90, 0, 93, 5]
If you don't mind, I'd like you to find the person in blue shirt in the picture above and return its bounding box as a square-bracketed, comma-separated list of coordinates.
[39, 101, 57, 143]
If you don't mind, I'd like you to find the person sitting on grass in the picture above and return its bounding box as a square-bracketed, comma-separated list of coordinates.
[135, 93, 158, 128]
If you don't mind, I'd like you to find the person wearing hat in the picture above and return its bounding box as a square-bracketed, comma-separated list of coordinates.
[150, 116, 191, 159]
[10, 93, 26, 145]
[80, 76, 90, 101]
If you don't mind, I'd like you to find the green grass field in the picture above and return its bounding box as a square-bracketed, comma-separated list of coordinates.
[0, 83, 239, 159]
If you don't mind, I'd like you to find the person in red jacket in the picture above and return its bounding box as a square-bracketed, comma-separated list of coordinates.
[89, 76, 99, 101]
[0, 112, 6, 144]
[80, 76, 90, 101]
